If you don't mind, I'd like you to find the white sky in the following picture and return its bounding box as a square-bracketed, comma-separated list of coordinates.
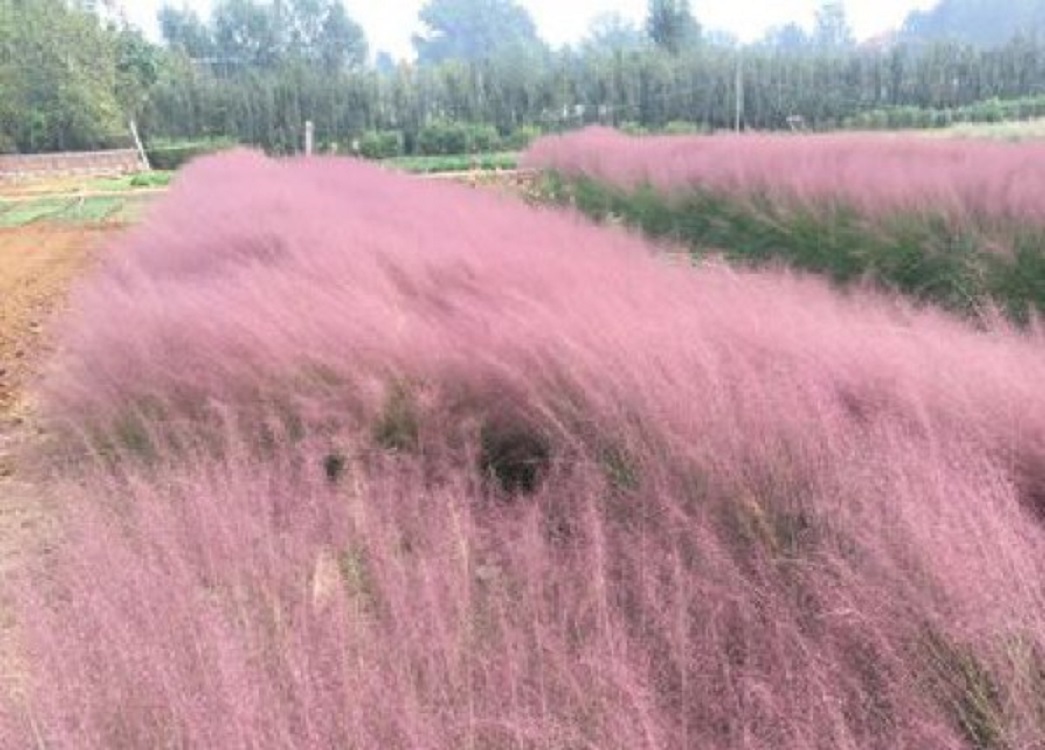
[121, 0, 940, 60]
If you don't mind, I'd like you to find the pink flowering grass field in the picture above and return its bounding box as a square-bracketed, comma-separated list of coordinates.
[523, 128, 1045, 322]
[5, 151, 1045, 748]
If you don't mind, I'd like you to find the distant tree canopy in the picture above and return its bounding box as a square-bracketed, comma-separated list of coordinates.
[902, 0, 1045, 46]
[646, 0, 701, 54]
[584, 12, 645, 54]
[813, 2, 854, 50]
[412, 0, 544, 65]
[8, 0, 1045, 156]
[158, 5, 215, 59]
[180, 0, 367, 70]
[759, 23, 811, 53]
[0, 0, 157, 152]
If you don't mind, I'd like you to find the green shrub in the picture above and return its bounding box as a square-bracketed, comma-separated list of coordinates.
[617, 121, 650, 136]
[385, 152, 518, 174]
[418, 122, 468, 155]
[502, 125, 542, 150]
[145, 137, 236, 171]
[358, 130, 404, 160]
[417, 122, 501, 155]
[663, 120, 705, 135]
[470, 124, 500, 152]
[129, 171, 173, 188]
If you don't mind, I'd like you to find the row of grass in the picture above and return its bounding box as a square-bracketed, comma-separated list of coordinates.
[536, 173, 1045, 324]
[384, 151, 519, 174]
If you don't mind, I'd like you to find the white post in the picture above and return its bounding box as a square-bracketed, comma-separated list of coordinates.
[129, 119, 150, 171]
[305, 120, 315, 156]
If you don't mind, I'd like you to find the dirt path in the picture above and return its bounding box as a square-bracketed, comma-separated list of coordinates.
[0, 223, 107, 557]
[0, 224, 113, 694]
[0, 226, 107, 412]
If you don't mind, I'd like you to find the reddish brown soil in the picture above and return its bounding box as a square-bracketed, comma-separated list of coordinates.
[0, 225, 108, 415]
[0, 224, 115, 691]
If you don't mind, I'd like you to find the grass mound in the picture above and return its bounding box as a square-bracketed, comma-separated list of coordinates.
[6, 151, 1045, 749]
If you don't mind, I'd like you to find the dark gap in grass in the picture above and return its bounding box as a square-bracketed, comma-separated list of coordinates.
[479, 420, 551, 497]
[373, 381, 420, 453]
[322, 452, 347, 484]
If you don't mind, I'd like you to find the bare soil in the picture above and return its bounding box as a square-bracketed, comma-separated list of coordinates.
[0, 224, 114, 695]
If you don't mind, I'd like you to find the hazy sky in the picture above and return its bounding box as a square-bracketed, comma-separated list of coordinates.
[122, 0, 939, 59]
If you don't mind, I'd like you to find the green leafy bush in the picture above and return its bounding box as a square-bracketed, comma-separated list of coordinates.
[663, 120, 705, 135]
[417, 122, 501, 155]
[358, 130, 404, 160]
[129, 171, 174, 188]
[145, 137, 236, 171]
[617, 121, 650, 136]
[502, 125, 542, 150]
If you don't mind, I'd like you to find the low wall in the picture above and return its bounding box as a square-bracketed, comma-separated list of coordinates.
[0, 149, 144, 181]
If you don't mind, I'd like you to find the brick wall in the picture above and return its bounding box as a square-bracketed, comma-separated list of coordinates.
[0, 149, 144, 181]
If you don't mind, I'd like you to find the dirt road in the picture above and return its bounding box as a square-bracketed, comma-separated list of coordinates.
[0, 223, 110, 553]
[0, 225, 107, 414]
[0, 224, 114, 694]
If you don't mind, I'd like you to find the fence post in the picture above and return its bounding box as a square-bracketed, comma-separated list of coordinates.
[305, 121, 315, 157]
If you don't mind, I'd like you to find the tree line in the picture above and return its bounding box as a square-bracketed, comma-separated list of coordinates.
[5, 0, 1045, 156]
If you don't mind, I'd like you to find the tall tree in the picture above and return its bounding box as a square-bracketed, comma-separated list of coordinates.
[212, 0, 281, 68]
[646, 0, 700, 54]
[584, 12, 645, 54]
[813, 2, 854, 50]
[759, 23, 810, 53]
[412, 0, 545, 65]
[0, 0, 126, 151]
[158, 5, 215, 58]
[285, 0, 367, 71]
[902, 0, 1045, 46]
[115, 27, 161, 118]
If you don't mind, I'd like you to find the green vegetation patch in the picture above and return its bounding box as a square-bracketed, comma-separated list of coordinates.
[0, 192, 158, 228]
[109, 195, 155, 224]
[386, 152, 519, 174]
[0, 198, 70, 227]
[55, 197, 123, 223]
[538, 173, 1045, 324]
[920, 629, 1008, 749]
[129, 171, 174, 189]
[79, 171, 173, 192]
[145, 138, 237, 171]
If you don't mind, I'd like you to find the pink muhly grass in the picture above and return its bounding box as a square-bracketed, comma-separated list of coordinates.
[5, 151, 1045, 748]
[522, 126, 1045, 224]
